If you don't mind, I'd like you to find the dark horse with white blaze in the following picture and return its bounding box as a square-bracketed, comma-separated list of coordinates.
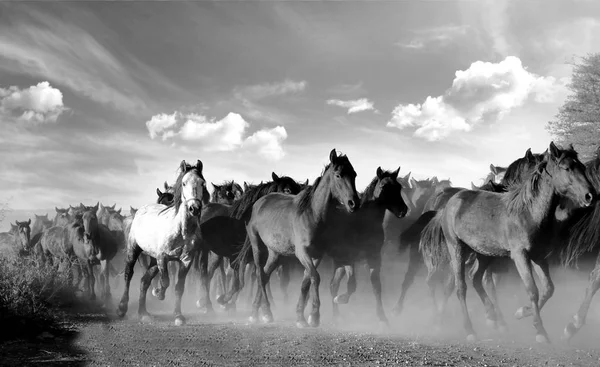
[238, 149, 361, 328]
[419, 142, 595, 343]
[117, 160, 206, 326]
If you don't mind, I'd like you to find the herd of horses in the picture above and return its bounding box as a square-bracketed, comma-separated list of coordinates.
[2, 143, 600, 345]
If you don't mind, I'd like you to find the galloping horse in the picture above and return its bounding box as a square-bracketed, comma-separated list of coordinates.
[238, 149, 361, 328]
[117, 160, 206, 326]
[0, 220, 32, 259]
[420, 142, 595, 343]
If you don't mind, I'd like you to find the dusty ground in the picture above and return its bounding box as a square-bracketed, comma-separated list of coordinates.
[2, 257, 600, 367]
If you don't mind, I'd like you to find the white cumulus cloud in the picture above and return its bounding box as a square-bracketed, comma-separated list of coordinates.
[0, 81, 66, 124]
[145, 111, 288, 159]
[387, 56, 563, 141]
[326, 98, 376, 114]
[243, 126, 288, 161]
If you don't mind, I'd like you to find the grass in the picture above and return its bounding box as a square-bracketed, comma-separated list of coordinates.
[0, 255, 84, 341]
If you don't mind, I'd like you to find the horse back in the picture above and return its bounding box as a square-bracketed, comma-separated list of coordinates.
[41, 226, 72, 259]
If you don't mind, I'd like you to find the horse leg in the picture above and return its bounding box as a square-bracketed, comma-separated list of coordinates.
[367, 255, 389, 326]
[446, 239, 476, 342]
[484, 268, 507, 332]
[438, 270, 456, 324]
[425, 267, 441, 323]
[196, 249, 214, 314]
[564, 255, 600, 341]
[334, 264, 356, 304]
[329, 261, 346, 323]
[100, 259, 113, 307]
[279, 262, 291, 305]
[392, 240, 422, 316]
[173, 255, 193, 326]
[87, 261, 97, 301]
[248, 230, 268, 324]
[246, 262, 257, 308]
[138, 258, 159, 321]
[511, 250, 549, 343]
[470, 254, 498, 330]
[151, 254, 171, 301]
[295, 248, 322, 328]
[515, 258, 554, 319]
[116, 244, 143, 318]
[215, 257, 241, 314]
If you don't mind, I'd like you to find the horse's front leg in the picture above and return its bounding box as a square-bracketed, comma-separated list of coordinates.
[329, 260, 346, 323]
[515, 258, 554, 320]
[216, 257, 242, 314]
[100, 259, 112, 307]
[138, 258, 158, 321]
[564, 255, 600, 341]
[151, 254, 170, 301]
[173, 252, 193, 326]
[367, 254, 388, 326]
[87, 260, 96, 301]
[334, 264, 356, 304]
[295, 247, 322, 328]
[196, 249, 214, 314]
[483, 266, 507, 332]
[470, 254, 498, 330]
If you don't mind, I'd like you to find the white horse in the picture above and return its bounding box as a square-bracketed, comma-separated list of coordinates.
[116, 159, 206, 326]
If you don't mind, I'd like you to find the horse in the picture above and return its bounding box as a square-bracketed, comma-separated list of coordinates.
[211, 181, 244, 204]
[500, 148, 545, 189]
[195, 173, 303, 314]
[30, 214, 52, 250]
[419, 142, 595, 343]
[237, 149, 360, 328]
[117, 159, 206, 326]
[97, 203, 120, 227]
[327, 167, 408, 325]
[0, 219, 32, 259]
[53, 207, 72, 227]
[486, 164, 507, 184]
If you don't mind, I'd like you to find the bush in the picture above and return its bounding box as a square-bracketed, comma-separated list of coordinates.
[0, 256, 80, 340]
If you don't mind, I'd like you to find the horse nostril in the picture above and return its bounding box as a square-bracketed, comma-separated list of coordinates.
[348, 200, 355, 209]
[585, 192, 594, 204]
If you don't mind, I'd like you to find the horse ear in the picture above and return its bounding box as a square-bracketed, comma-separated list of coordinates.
[403, 172, 411, 183]
[116, 208, 121, 215]
[525, 148, 535, 161]
[391, 166, 401, 181]
[272, 172, 280, 181]
[196, 160, 203, 173]
[110, 203, 116, 209]
[157, 188, 162, 196]
[180, 160, 187, 173]
[304, 179, 309, 186]
[490, 164, 497, 175]
[27, 218, 31, 225]
[410, 177, 418, 187]
[549, 141, 560, 159]
[243, 182, 249, 191]
[164, 181, 170, 191]
[471, 182, 477, 190]
[376, 167, 384, 179]
[329, 148, 337, 163]
[55, 207, 60, 213]
[94, 202, 99, 211]
[211, 183, 218, 190]
[431, 176, 439, 184]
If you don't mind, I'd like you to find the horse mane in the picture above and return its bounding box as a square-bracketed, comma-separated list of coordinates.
[502, 152, 545, 189]
[228, 180, 280, 221]
[502, 161, 547, 215]
[160, 164, 204, 215]
[296, 176, 322, 214]
[360, 170, 397, 205]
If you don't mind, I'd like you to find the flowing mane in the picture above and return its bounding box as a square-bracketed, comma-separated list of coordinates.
[229, 176, 301, 221]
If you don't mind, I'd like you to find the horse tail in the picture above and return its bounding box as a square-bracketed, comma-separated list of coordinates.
[232, 235, 252, 269]
[418, 210, 448, 272]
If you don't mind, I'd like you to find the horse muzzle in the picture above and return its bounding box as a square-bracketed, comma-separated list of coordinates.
[187, 199, 202, 217]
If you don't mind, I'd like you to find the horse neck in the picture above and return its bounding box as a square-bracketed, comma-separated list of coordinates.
[524, 174, 559, 226]
[359, 198, 387, 222]
[307, 173, 336, 224]
[176, 203, 199, 240]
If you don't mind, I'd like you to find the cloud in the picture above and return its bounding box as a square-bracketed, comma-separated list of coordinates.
[326, 98, 376, 114]
[242, 126, 288, 160]
[145, 111, 288, 159]
[234, 79, 307, 101]
[0, 81, 66, 124]
[395, 25, 472, 50]
[387, 56, 563, 141]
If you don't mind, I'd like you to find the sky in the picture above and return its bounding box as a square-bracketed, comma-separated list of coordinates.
[1, 0, 600, 216]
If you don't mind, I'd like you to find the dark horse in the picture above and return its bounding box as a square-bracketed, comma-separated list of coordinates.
[237, 149, 361, 328]
[420, 142, 594, 343]
[327, 167, 408, 325]
[117, 160, 206, 326]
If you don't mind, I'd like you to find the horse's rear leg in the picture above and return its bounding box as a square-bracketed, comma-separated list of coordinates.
[511, 250, 549, 343]
[256, 250, 280, 323]
[173, 254, 193, 326]
[196, 249, 215, 314]
[515, 259, 554, 320]
[87, 261, 97, 301]
[246, 262, 257, 307]
[100, 259, 113, 307]
[138, 258, 159, 321]
[447, 239, 476, 342]
[116, 244, 143, 318]
[295, 249, 322, 328]
[392, 240, 422, 316]
[438, 271, 456, 323]
[367, 255, 389, 326]
[470, 254, 498, 330]
[564, 256, 600, 341]
[334, 264, 356, 304]
[483, 268, 507, 331]
[329, 262, 346, 323]
[215, 258, 242, 313]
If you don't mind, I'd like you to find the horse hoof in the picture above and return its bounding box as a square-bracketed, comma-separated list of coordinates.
[536, 334, 550, 344]
[391, 305, 402, 316]
[466, 334, 477, 343]
[140, 314, 154, 323]
[248, 316, 258, 324]
[174, 316, 186, 327]
[486, 318, 497, 329]
[261, 314, 273, 324]
[216, 294, 226, 305]
[563, 322, 577, 341]
[296, 320, 309, 329]
[308, 314, 320, 328]
[333, 294, 350, 304]
[514, 306, 530, 320]
[152, 288, 160, 297]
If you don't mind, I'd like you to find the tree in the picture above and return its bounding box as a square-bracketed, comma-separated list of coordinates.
[547, 53, 600, 160]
